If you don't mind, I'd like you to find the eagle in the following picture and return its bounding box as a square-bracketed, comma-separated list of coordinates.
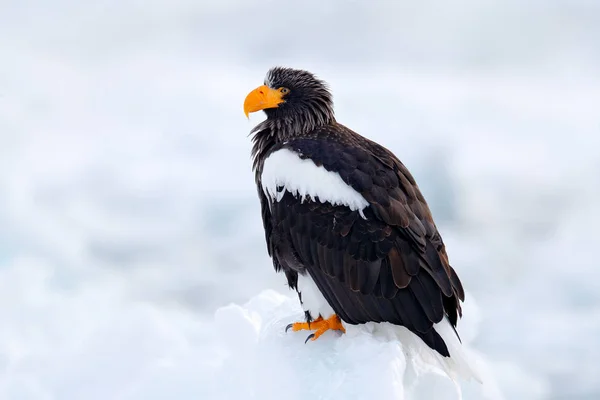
[244, 67, 466, 359]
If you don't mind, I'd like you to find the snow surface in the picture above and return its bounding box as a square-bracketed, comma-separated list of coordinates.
[210, 289, 515, 400]
[261, 148, 369, 216]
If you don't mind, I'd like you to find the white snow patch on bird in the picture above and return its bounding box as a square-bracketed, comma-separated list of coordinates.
[297, 273, 335, 318]
[261, 148, 369, 217]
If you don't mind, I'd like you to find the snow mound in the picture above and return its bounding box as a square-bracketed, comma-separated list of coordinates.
[210, 289, 505, 400]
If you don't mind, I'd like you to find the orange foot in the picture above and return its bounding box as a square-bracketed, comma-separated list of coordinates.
[285, 314, 346, 343]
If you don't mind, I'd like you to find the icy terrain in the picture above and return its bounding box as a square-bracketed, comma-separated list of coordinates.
[1, 0, 600, 399]
[210, 290, 505, 400]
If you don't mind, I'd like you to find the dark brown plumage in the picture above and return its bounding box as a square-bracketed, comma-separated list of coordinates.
[244, 67, 465, 357]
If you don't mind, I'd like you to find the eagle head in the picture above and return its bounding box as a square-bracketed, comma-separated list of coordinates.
[244, 67, 335, 129]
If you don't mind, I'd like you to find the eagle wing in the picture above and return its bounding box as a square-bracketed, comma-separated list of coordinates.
[261, 136, 464, 356]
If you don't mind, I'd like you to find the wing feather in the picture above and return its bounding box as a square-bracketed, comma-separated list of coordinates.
[389, 246, 411, 289]
[357, 259, 381, 295]
[411, 273, 444, 323]
[379, 258, 399, 299]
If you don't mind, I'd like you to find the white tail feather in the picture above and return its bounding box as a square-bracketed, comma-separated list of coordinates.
[433, 317, 483, 383]
[369, 317, 482, 385]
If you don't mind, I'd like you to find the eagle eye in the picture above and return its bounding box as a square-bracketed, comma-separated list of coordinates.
[279, 87, 290, 95]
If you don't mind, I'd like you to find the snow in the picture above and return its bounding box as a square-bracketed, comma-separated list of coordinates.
[261, 148, 369, 216]
[1, 0, 599, 398]
[210, 289, 508, 400]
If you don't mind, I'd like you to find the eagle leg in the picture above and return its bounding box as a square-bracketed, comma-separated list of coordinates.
[285, 314, 346, 343]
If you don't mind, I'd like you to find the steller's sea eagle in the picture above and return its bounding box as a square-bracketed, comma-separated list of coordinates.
[243, 67, 465, 358]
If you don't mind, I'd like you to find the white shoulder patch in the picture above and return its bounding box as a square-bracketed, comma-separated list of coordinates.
[261, 148, 369, 217]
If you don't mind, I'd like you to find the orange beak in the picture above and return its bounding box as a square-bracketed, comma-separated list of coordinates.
[243, 85, 285, 118]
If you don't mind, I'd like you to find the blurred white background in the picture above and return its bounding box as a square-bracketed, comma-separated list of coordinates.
[1, 0, 599, 399]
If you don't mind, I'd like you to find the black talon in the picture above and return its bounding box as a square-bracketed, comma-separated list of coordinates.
[304, 334, 315, 343]
[285, 323, 293, 333]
